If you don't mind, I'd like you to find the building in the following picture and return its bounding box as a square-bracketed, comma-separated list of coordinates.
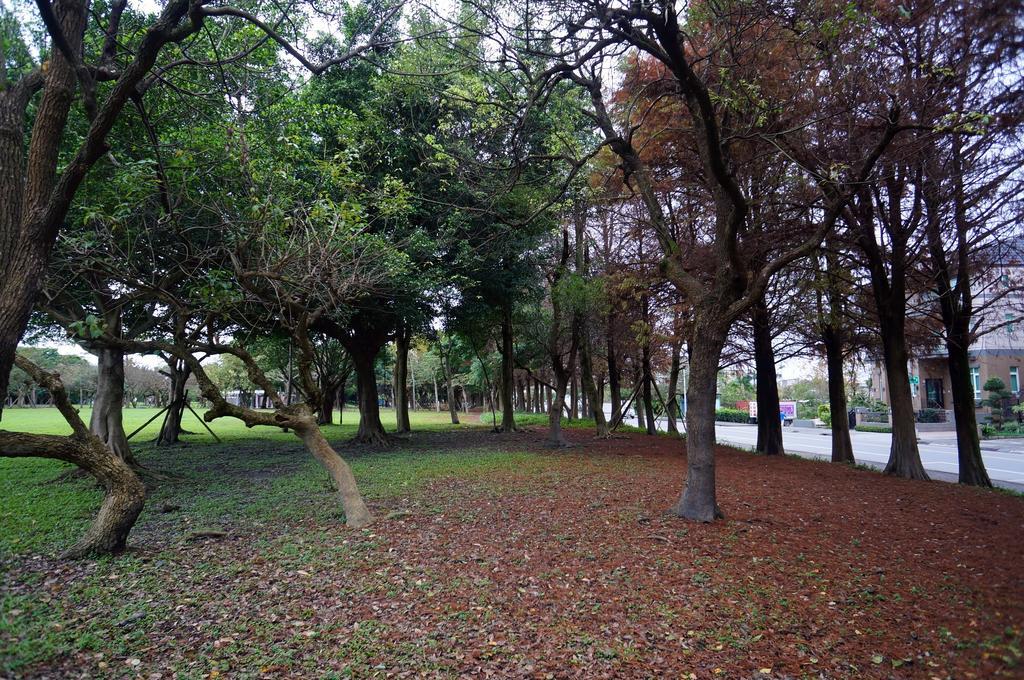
[868, 239, 1024, 422]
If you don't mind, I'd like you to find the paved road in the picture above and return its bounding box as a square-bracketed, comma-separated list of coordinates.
[612, 410, 1024, 491]
[713, 423, 1024, 492]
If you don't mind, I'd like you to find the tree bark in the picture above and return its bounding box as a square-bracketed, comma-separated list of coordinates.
[751, 297, 784, 455]
[90, 346, 135, 464]
[1, 355, 146, 557]
[607, 323, 621, 425]
[641, 342, 656, 436]
[671, 316, 728, 521]
[393, 328, 411, 433]
[156, 358, 190, 445]
[946, 331, 989, 485]
[823, 327, 855, 464]
[548, 372, 571, 447]
[666, 337, 682, 435]
[879, 322, 928, 479]
[499, 299, 517, 432]
[634, 370, 646, 431]
[318, 383, 338, 425]
[351, 347, 388, 445]
[298, 422, 372, 527]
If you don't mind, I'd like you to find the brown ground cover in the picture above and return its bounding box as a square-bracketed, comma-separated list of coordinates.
[5, 429, 1024, 678]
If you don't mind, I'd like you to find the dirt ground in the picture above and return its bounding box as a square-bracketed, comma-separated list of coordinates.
[4, 429, 1024, 678]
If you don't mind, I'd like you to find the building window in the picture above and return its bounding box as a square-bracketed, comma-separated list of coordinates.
[971, 367, 981, 399]
[1012, 367, 1020, 394]
[1007, 314, 1017, 334]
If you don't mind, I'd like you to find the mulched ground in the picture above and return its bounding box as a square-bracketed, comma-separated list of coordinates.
[5, 429, 1024, 678]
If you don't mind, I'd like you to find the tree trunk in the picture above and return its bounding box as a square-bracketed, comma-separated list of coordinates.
[90, 347, 135, 464]
[947, 327, 990, 486]
[671, 317, 728, 521]
[393, 330, 411, 433]
[338, 375, 346, 426]
[297, 421, 372, 527]
[666, 338, 682, 435]
[641, 343, 656, 436]
[751, 297, 784, 455]
[446, 380, 460, 425]
[568, 371, 578, 420]
[352, 348, 388, 445]
[548, 373, 570, 447]
[580, 346, 609, 436]
[879, 322, 928, 479]
[1, 356, 146, 557]
[607, 320, 621, 421]
[499, 300, 517, 432]
[156, 359, 190, 445]
[318, 383, 338, 426]
[823, 327, 855, 464]
[635, 371, 646, 431]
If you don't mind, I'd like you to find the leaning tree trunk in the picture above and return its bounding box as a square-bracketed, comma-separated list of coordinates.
[0, 356, 146, 557]
[296, 418, 372, 527]
[879, 319, 928, 479]
[946, 325, 991, 486]
[90, 347, 135, 464]
[351, 348, 388, 445]
[752, 298, 784, 456]
[671, 316, 728, 522]
[157, 359, 190, 445]
[499, 300, 517, 432]
[823, 327, 855, 464]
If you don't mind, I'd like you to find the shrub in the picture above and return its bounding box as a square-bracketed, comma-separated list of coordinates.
[855, 424, 893, 433]
[715, 408, 748, 423]
[917, 408, 944, 423]
[817, 404, 832, 427]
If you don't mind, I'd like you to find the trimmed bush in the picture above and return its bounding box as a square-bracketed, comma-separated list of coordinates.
[715, 408, 748, 423]
[855, 424, 892, 433]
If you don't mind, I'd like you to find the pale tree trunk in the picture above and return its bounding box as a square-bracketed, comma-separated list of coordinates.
[671, 316, 728, 522]
[298, 422, 372, 527]
[751, 297, 784, 455]
[90, 347, 135, 464]
[433, 375, 440, 412]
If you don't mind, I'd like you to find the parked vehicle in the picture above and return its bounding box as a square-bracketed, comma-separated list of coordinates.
[748, 400, 797, 425]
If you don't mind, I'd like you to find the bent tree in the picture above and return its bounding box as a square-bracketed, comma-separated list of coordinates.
[0, 355, 145, 556]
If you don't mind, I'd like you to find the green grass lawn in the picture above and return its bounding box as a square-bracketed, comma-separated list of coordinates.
[0, 406, 489, 557]
[0, 404, 470, 439]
